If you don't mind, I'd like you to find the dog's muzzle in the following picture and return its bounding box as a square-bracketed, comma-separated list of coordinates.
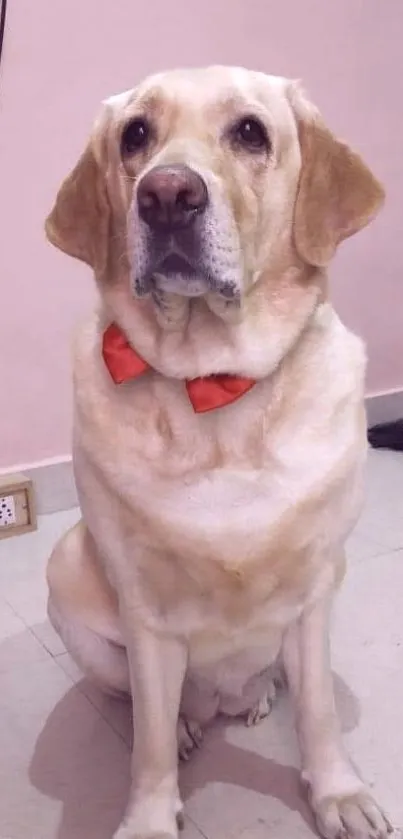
[129, 165, 242, 302]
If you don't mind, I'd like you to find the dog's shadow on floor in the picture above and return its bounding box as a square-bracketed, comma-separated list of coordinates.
[30, 673, 360, 839]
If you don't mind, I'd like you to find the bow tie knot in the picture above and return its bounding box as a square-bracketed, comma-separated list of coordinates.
[102, 323, 255, 413]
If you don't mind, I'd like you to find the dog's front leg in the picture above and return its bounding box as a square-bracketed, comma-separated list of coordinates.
[114, 620, 187, 839]
[283, 594, 392, 839]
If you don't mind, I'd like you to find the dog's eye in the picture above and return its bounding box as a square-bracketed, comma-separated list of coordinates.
[233, 117, 269, 152]
[121, 118, 150, 155]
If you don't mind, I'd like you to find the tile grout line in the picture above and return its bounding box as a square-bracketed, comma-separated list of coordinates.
[352, 544, 403, 567]
[2, 595, 61, 660]
[2, 593, 132, 747]
[4, 594, 131, 748]
[186, 814, 210, 839]
[52, 652, 133, 748]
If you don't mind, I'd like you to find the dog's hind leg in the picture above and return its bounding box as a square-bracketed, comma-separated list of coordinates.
[47, 519, 130, 696]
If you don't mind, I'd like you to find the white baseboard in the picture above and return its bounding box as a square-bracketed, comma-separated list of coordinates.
[0, 455, 77, 516]
[0, 389, 401, 517]
[365, 388, 403, 427]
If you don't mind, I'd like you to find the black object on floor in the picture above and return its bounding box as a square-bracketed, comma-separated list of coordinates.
[368, 419, 403, 451]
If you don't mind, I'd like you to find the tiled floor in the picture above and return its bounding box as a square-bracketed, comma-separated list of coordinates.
[0, 449, 402, 839]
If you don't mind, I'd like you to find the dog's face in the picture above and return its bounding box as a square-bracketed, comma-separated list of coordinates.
[46, 66, 384, 323]
[120, 68, 302, 304]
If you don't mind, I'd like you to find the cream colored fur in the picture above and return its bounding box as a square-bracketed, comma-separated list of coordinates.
[45, 67, 391, 839]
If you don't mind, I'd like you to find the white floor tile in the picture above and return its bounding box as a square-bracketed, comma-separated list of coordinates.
[0, 508, 79, 625]
[56, 651, 133, 744]
[345, 529, 387, 564]
[355, 450, 403, 549]
[0, 656, 130, 839]
[0, 599, 50, 672]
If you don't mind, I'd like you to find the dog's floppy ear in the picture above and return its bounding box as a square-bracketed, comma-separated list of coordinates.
[288, 82, 385, 267]
[45, 133, 110, 275]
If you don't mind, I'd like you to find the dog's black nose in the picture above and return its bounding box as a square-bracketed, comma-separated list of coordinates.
[137, 165, 208, 232]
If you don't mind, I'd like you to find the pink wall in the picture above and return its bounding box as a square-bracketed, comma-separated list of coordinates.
[1, 0, 402, 468]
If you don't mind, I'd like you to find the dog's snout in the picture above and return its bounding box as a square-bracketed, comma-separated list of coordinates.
[137, 165, 208, 232]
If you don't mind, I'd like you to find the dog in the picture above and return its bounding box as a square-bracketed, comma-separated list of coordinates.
[45, 66, 390, 839]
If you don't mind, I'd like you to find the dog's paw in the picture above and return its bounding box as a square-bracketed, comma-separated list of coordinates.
[177, 717, 203, 761]
[113, 795, 180, 839]
[313, 791, 393, 839]
[113, 822, 176, 839]
[113, 831, 175, 839]
[246, 669, 286, 727]
[246, 691, 273, 726]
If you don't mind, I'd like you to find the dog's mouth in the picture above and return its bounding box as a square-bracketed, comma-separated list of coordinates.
[158, 253, 195, 276]
[152, 252, 210, 298]
[135, 247, 240, 302]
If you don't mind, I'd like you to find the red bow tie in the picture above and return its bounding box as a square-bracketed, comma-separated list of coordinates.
[102, 323, 255, 413]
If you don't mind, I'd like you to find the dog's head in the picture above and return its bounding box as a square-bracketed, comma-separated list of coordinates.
[46, 67, 384, 329]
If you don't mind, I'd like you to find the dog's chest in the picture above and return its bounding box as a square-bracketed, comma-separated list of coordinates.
[78, 373, 362, 623]
[76, 318, 364, 634]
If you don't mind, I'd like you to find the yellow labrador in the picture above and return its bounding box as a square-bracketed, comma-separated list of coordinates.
[45, 67, 390, 839]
